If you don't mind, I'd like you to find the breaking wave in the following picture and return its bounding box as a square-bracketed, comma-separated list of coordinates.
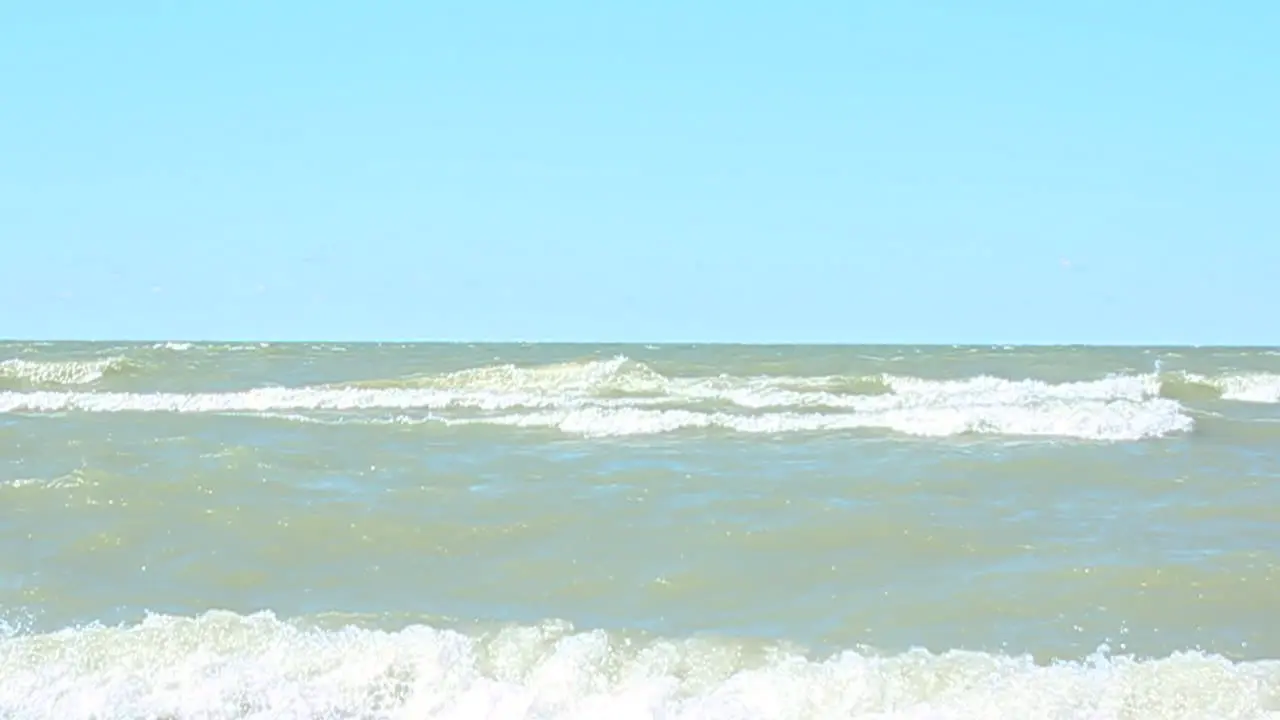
[1160, 372, 1280, 404]
[0, 356, 133, 388]
[452, 403, 1189, 440]
[0, 610, 1276, 719]
[347, 357, 1280, 407]
[1, 356, 1276, 439]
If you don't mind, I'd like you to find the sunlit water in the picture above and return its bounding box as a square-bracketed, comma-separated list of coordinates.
[2, 342, 1279, 718]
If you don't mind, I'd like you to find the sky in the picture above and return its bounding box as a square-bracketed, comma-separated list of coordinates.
[1, 2, 1276, 344]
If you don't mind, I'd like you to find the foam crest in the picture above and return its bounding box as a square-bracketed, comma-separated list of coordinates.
[356, 355, 669, 395]
[0, 358, 1208, 440]
[0, 357, 129, 387]
[0, 471, 89, 490]
[1157, 372, 1280, 404]
[0, 389, 1192, 441]
[350, 359, 1170, 411]
[1200, 373, 1280, 404]
[0, 611, 1276, 719]
[882, 374, 1159, 404]
[472, 399, 1191, 440]
[0, 386, 565, 414]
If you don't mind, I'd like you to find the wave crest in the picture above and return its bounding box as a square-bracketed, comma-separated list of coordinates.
[1, 610, 1276, 719]
[0, 357, 132, 388]
[3, 356, 1276, 439]
[460, 401, 1190, 440]
[1161, 372, 1280, 404]
[0, 356, 1204, 440]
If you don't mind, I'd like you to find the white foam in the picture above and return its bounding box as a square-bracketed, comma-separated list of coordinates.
[1186, 373, 1280, 404]
[881, 374, 1159, 404]
[0, 611, 1275, 720]
[0, 358, 1206, 440]
[468, 400, 1191, 440]
[0, 472, 88, 490]
[0, 386, 560, 413]
[0, 357, 127, 386]
[243, 401, 1193, 441]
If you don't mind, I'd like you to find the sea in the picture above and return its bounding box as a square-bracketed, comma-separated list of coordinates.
[1, 341, 1278, 719]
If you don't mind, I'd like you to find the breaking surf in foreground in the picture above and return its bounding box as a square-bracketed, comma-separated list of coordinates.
[3, 610, 1277, 720]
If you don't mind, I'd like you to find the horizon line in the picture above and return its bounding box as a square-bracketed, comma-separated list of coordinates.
[3, 337, 1277, 350]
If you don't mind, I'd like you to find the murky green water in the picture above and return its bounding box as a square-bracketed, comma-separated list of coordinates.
[2, 342, 1279, 718]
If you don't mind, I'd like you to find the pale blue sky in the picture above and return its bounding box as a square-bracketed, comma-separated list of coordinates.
[2, 2, 1276, 344]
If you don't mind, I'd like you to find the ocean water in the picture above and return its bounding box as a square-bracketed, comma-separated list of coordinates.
[2, 342, 1279, 719]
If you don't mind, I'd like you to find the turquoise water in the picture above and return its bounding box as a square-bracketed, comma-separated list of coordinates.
[2, 342, 1279, 718]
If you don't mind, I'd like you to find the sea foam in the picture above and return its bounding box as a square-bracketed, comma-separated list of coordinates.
[0, 357, 130, 387]
[0, 610, 1275, 720]
[3, 356, 1274, 440]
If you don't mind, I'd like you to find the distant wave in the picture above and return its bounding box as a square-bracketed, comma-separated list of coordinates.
[0, 357, 133, 388]
[1, 609, 1275, 719]
[445, 402, 1189, 440]
[0, 356, 1226, 441]
[240, 401, 1190, 440]
[344, 356, 1280, 407]
[2, 355, 1277, 439]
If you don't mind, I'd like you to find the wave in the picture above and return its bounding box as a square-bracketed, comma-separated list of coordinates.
[0, 610, 1275, 719]
[345, 356, 903, 401]
[0, 356, 132, 388]
[334, 356, 1173, 411]
[151, 341, 194, 351]
[1161, 372, 1280, 404]
[352, 356, 1280, 406]
[450, 403, 1190, 440]
[2, 356, 1276, 439]
[240, 405, 1190, 441]
[0, 380, 1192, 443]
